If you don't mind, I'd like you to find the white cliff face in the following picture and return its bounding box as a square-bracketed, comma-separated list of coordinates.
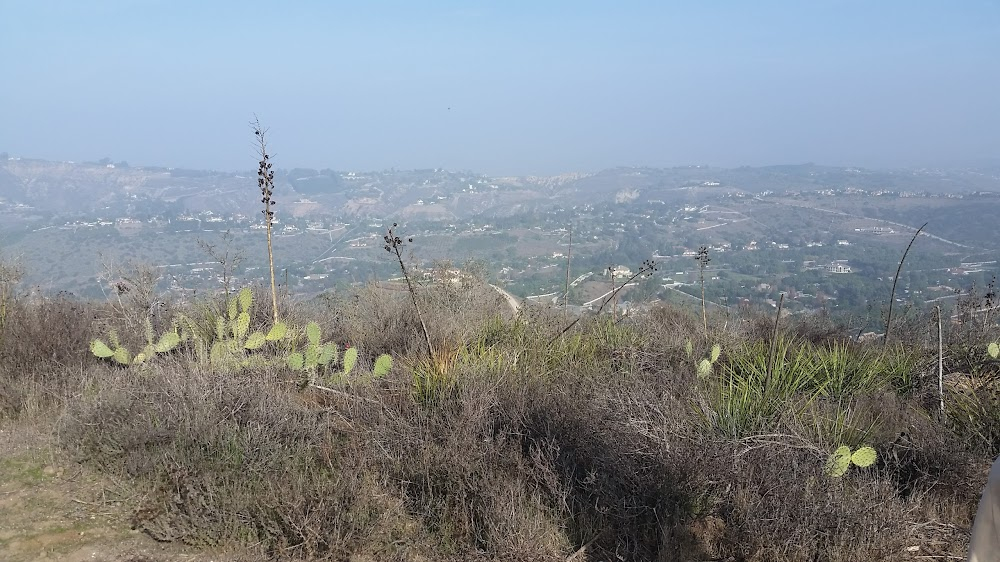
[968, 455, 1000, 562]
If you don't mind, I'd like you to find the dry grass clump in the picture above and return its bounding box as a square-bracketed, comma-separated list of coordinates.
[0, 293, 96, 418]
[328, 275, 512, 358]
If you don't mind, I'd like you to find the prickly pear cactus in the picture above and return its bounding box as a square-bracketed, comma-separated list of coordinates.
[373, 354, 393, 378]
[825, 445, 853, 477]
[696, 343, 722, 378]
[287, 321, 340, 381]
[850, 446, 877, 468]
[287, 321, 392, 385]
[826, 444, 877, 477]
[90, 320, 181, 367]
[210, 287, 288, 369]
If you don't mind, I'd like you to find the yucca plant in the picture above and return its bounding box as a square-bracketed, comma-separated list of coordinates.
[795, 398, 882, 451]
[811, 341, 885, 399]
[880, 345, 924, 394]
[945, 387, 1000, 455]
[412, 344, 461, 405]
[701, 337, 817, 439]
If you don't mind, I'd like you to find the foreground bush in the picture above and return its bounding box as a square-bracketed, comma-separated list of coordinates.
[1, 282, 996, 560]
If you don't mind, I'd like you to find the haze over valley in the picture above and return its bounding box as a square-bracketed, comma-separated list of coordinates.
[1, 154, 998, 334]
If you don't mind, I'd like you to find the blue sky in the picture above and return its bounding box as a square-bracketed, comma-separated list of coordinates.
[1, 1, 997, 174]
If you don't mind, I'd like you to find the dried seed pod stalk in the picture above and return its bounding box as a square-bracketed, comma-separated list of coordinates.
[253, 117, 280, 324]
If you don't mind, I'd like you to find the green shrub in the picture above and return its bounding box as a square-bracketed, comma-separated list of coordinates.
[700, 337, 816, 438]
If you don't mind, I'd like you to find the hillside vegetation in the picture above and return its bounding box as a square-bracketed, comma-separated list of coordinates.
[2, 252, 999, 561]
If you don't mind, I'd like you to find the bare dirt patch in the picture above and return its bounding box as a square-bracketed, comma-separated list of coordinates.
[0, 421, 249, 562]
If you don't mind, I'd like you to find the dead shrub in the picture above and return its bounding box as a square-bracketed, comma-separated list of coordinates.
[59, 364, 416, 560]
[0, 294, 96, 418]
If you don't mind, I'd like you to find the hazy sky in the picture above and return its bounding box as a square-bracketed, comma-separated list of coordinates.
[1, 1, 998, 175]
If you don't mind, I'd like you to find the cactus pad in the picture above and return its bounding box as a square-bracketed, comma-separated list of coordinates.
[90, 340, 115, 358]
[318, 344, 337, 366]
[851, 446, 877, 468]
[697, 359, 713, 378]
[306, 322, 321, 346]
[237, 287, 252, 313]
[154, 331, 180, 353]
[342, 347, 358, 374]
[826, 445, 852, 477]
[266, 322, 287, 341]
[373, 354, 393, 377]
[112, 346, 131, 365]
[244, 332, 266, 350]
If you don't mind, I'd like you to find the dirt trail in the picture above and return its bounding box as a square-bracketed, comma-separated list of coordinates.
[0, 421, 243, 562]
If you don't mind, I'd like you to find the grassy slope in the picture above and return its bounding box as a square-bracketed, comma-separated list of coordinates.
[1, 275, 998, 561]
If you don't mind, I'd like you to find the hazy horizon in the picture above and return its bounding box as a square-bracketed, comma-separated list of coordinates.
[2, 1, 998, 176]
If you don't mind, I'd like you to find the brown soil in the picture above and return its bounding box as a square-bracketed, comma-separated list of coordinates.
[0, 420, 247, 562]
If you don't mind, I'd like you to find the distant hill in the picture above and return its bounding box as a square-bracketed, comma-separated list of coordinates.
[1, 157, 998, 223]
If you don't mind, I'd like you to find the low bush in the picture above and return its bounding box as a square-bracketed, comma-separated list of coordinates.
[0, 276, 991, 561]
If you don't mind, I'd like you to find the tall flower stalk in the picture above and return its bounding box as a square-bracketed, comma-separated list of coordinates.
[253, 118, 280, 324]
[384, 224, 436, 362]
[696, 246, 711, 338]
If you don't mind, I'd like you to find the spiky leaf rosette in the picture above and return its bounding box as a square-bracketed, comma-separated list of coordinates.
[373, 354, 393, 377]
[989, 342, 999, 359]
[826, 445, 852, 477]
[91, 339, 115, 358]
[851, 446, 877, 468]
